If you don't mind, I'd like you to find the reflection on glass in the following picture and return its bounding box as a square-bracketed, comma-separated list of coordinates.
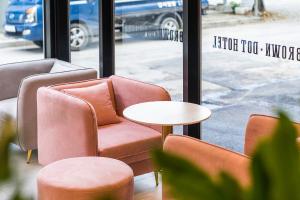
[0, 0, 43, 64]
[115, 0, 184, 102]
[69, 0, 99, 72]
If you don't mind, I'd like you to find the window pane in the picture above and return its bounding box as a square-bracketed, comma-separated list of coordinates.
[0, 0, 44, 64]
[115, 0, 184, 101]
[202, 0, 300, 152]
[69, 0, 99, 73]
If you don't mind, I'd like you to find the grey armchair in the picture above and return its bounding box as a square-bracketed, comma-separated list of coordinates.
[0, 59, 97, 162]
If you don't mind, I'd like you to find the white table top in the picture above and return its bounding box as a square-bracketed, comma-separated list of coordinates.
[123, 101, 211, 126]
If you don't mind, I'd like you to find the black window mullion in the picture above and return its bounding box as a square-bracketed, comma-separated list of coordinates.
[99, 0, 115, 77]
[183, 0, 202, 139]
[43, 0, 70, 62]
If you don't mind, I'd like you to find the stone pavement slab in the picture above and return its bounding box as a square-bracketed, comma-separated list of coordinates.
[202, 103, 273, 153]
[0, 33, 32, 48]
[202, 10, 261, 29]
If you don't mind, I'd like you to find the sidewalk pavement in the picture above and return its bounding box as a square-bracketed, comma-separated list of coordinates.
[202, 10, 261, 29]
[0, 32, 32, 48]
[0, 11, 262, 49]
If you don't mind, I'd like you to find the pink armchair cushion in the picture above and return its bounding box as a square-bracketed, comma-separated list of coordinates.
[98, 117, 162, 164]
[54, 79, 117, 109]
[63, 82, 120, 126]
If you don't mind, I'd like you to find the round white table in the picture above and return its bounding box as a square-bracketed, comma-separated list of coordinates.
[123, 101, 212, 141]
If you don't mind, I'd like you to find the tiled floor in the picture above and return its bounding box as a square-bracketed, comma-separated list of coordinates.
[1, 147, 161, 200]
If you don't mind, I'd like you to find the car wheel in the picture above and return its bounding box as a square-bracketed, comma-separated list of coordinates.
[33, 41, 43, 48]
[70, 23, 89, 51]
[160, 17, 180, 31]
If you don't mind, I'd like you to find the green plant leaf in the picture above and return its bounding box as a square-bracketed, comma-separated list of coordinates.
[248, 144, 271, 200]
[0, 116, 16, 182]
[11, 190, 34, 200]
[215, 172, 245, 200]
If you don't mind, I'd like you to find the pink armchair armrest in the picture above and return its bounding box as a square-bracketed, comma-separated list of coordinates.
[37, 87, 98, 165]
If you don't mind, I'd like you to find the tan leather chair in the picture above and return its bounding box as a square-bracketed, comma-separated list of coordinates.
[0, 59, 97, 162]
[37, 76, 171, 184]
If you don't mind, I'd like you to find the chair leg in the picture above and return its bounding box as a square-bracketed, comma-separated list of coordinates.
[154, 171, 159, 186]
[26, 150, 32, 164]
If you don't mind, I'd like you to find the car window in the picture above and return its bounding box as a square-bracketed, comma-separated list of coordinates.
[9, 0, 41, 5]
[115, 0, 148, 3]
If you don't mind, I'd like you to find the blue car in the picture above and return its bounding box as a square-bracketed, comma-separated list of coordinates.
[4, 0, 209, 51]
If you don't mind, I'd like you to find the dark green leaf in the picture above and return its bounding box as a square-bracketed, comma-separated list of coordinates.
[216, 172, 245, 200]
[0, 116, 16, 182]
[248, 144, 271, 200]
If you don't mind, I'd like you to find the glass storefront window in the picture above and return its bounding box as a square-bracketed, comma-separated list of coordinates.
[69, 0, 99, 74]
[0, 0, 44, 64]
[202, 0, 300, 152]
[115, 0, 184, 132]
[115, 0, 184, 101]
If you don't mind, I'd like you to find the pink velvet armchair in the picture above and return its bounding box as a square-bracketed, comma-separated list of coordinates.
[162, 114, 300, 199]
[37, 75, 171, 182]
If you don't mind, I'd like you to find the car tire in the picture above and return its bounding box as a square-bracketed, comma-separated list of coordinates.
[70, 23, 89, 51]
[33, 41, 43, 48]
[160, 17, 180, 31]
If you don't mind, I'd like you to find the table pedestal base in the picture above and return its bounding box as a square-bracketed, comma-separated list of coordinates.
[162, 126, 173, 142]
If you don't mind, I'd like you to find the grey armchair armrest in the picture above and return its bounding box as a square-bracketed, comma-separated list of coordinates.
[0, 59, 97, 154]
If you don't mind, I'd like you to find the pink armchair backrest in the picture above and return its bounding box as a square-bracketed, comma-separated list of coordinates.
[164, 135, 250, 186]
[52, 76, 171, 116]
[110, 75, 171, 116]
[163, 135, 250, 200]
[52, 75, 171, 132]
[244, 114, 300, 156]
[110, 76, 171, 132]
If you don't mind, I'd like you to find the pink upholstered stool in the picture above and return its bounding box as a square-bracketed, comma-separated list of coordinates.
[37, 157, 134, 200]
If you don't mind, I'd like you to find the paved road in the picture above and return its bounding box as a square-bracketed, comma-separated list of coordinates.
[1, 1, 300, 152]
